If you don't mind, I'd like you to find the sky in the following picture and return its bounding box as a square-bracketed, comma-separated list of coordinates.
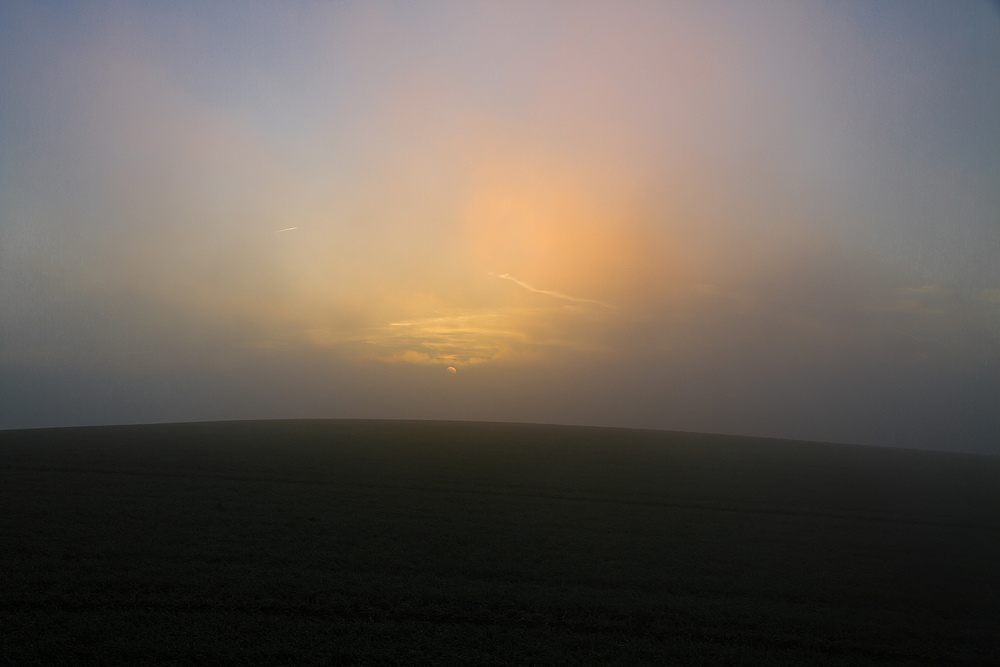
[2, 0, 999, 453]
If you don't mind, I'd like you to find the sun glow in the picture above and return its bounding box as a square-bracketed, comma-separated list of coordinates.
[275, 153, 672, 368]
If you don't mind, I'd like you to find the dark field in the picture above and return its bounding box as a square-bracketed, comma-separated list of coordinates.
[1, 420, 998, 665]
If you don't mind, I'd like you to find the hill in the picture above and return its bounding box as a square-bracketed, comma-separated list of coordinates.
[2, 420, 998, 665]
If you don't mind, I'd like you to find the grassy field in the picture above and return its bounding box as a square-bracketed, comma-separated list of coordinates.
[1, 420, 998, 665]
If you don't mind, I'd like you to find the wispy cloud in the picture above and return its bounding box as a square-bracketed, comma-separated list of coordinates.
[897, 285, 947, 295]
[490, 273, 615, 309]
[300, 301, 611, 367]
[871, 299, 944, 315]
[979, 288, 1000, 304]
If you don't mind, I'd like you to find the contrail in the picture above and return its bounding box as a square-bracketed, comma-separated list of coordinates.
[276, 227, 298, 232]
[490, 273, 614, 308]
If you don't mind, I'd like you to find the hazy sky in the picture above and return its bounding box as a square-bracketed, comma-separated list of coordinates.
[2, 1, 999, 452]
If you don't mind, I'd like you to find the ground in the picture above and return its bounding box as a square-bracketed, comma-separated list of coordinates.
[2, 420, 998, 665]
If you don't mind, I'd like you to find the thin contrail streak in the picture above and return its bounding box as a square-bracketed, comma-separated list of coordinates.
[276, 227, 298, 232]
[491, 273, 615, 308]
